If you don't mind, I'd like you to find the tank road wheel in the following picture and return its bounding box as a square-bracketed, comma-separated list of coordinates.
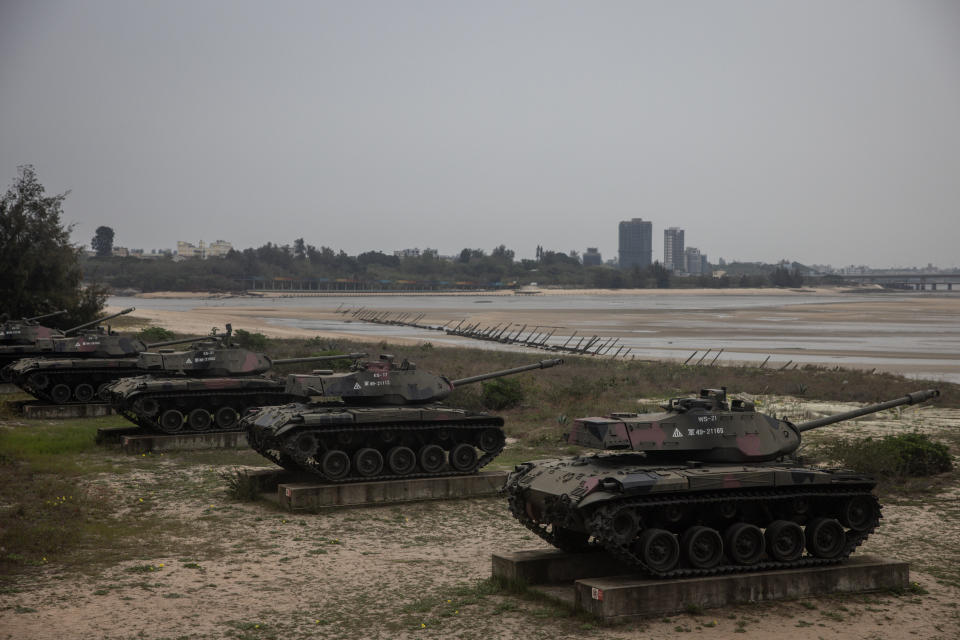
[50, 384, 72, 405]
[724, 523, 765, 565]
[214, 406, 239, 429]
[188, 408, 213, 431]
[839, 495, 877, 532]
[159, 409, 185, 433]
[805, 517, 846, 559]
[320, 450, 350, 480]
[386, 446, 416, 475]
[292, 433, 319, 458]
[418, 444, 446, 473]
[0, 367, 12, 382]
[635, 529, 680, 573]
[353, 448, 384, 477]
[477, 428, 505, 453]
[29, 373, 50, 389]
[96, 383, 112, 401]
[610, 510, 641, 545]
[765, 520, 805, 562]
[74, 383, 96, 403]
[135, 398, 160, 417]
[682, 526, 724, 569]
[449, 443, 478, 472]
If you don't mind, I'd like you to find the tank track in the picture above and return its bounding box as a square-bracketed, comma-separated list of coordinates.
[247, 420, 505, 483]
[508, 486, 879, 578]
[116, 388, 291, 434]
[17, 368, 141, 405]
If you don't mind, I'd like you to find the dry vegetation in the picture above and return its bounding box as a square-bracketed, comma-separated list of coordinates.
[1, 340, 958, 639]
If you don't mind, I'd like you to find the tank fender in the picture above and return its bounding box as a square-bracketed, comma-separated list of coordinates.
[283, 411, 355, 433]
[577, 490, 622, 510]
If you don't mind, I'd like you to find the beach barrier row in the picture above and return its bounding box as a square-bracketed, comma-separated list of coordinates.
[340, 306, 838, 371]
[337, 307, 636, 359]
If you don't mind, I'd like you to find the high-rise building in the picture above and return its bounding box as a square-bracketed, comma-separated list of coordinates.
[664, 227, 685, 272]
[685, 247, 706, 274]
[618, 218, 652, 269]
[582, 247, 603, 266]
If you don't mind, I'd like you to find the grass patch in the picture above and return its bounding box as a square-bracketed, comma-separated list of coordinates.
[812, 432, 952, 478]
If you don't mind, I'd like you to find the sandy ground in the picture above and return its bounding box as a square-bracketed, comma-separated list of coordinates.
[1, 399, 959, 640]
[108, 289, 960, 380]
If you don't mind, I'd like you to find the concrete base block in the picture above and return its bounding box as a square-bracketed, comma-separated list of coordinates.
[0, 383, 19, 394]
[121, 430, 248, 454]
[492, 548, 630, 585]
[492, 549, 908, 620]
[278, 470, 508, 510]
[22, 403, 114, 419]
[96, 426, 143, 444]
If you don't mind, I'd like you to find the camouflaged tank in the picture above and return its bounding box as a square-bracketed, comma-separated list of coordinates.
[102, 327, 367, 433]
[243, 356, 564, 482]
[0, 307, 135, 377]
[0, 310, 67, 345]
[7, 331, 203, 404]
[505, 388, 940, 578]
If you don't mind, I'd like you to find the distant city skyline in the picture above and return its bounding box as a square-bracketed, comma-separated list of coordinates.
[2, 1, 958, 268]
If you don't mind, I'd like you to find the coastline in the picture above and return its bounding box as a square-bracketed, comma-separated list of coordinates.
[107, 288, 960, 383]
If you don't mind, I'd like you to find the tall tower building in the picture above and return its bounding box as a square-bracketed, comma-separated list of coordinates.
[618, 218, 652, 269]
[664, 227, 685, 271]
[684, 247, 703, 274]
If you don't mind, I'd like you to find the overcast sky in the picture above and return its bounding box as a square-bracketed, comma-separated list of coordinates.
[2, 0, 958, 268]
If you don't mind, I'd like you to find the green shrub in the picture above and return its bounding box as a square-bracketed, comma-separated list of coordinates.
[233, 328, 269, 351]
[137, 326, 176, 343]
[481, 377, 525, 410]
[816, 432, 952, 477]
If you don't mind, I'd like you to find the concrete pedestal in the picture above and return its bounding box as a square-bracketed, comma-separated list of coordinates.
[96, 426, 143, 444]
[492, 549, 909, 620]
[120, 430, 248, 454]
[277, 470, 508, 510]
[22, 403, 114, 419]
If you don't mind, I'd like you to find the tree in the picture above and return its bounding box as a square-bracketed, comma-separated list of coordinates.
[0, 165, 106, 324]
[92, 225, 115, 256]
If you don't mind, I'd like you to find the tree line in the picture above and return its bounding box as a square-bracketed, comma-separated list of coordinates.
[81, 239, 809, 292]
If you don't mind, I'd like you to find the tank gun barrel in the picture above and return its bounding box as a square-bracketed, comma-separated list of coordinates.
[796, 389, 940, 432]
[64, 307, 135, 335]
[25, 310, 67, 323]
[272, 352, 368, 366]
[145, 335, 207, 349]
[450, 358, 564, 387]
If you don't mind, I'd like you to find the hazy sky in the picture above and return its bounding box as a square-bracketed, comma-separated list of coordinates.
[2, 0, 958, 268]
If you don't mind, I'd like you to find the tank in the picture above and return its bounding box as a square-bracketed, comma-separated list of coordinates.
[242, 356, 564, 482]
[0, 310, 67, 345]
[6, 334, 203, 404]
[504, 387, 940, 577]
[0, 307, 135, 376]
[102, 326, 368, 433]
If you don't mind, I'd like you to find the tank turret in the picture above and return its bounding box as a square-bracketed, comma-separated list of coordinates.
[565, 387, 940, 462]
[240, 357, 565, 483]
[0, 307, 137, 376]
[62, 307, 135, 335]
[504, 388, 941, 578]
[0, 310, 67, 345]
[281, 355, 564, 405]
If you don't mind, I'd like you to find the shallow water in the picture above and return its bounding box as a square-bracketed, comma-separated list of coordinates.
[110, 293, 960, 383]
